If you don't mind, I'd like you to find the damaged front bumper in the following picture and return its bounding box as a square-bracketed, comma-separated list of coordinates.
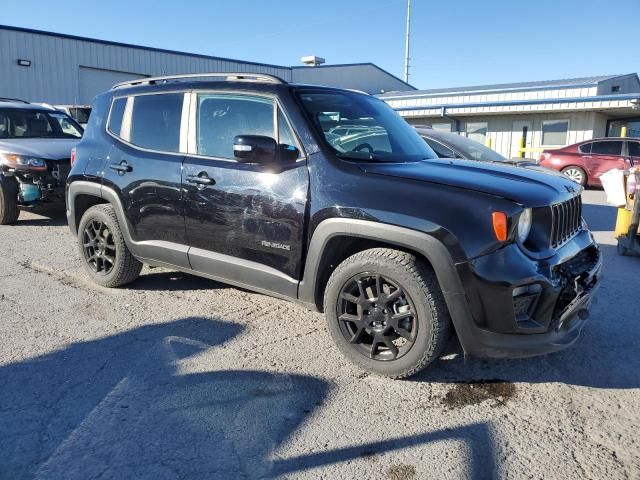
[450, 229, 603, 359]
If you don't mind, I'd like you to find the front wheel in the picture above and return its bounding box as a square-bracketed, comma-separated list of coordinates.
[77, 204, 142, 287]
[324, 248, 451, 379]
[0, 176, 19, 225]
[561, 166, 587, 186]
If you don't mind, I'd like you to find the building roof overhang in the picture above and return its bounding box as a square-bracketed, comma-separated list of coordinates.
[391, 93, 640, 117]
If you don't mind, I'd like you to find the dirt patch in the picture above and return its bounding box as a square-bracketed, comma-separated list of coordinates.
[385, 464, 416, 480]
[443, 379, 516, 408]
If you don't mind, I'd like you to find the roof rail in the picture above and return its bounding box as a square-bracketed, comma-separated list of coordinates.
[111, 72, 286, 90]
[0, 97, 29, 104]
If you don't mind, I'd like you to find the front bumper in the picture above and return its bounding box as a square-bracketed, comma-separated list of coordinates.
[450, 230, 602, 358]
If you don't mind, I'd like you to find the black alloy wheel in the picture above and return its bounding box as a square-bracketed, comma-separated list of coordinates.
[82, 219, 116, 275]
[337, 272, 418, 361]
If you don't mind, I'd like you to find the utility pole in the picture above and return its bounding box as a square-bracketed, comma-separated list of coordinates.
[404, 0, 411, 83]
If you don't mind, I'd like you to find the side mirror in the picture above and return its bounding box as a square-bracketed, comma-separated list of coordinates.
[233, 135, 277, 164]
[233, 135, 300, 167]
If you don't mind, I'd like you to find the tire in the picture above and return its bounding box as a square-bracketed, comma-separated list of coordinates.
[77, 204, 142, 287]
[561, 166, 587, 186]
[324, 248, 451, 379]
[0, 176, 20, 225]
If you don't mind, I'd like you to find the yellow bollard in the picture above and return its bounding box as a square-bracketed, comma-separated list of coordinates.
[485, 137, 493, 149]
[621, 126, 628, 138]
[519, 137, 526, 158]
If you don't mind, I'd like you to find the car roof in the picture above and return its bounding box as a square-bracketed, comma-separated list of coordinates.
[105, 78, 369, 99]
[0, 101, 56, 111]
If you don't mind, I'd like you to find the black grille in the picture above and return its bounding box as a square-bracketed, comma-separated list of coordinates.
[550, 196, 582, 248]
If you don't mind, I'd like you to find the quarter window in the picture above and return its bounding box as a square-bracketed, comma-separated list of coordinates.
[108, 97, 127, 136]
[197, 94, 274, 159]
[578, 142, 592, 154]
[541, 120, 569, 146]
[128, 94, 184, 153]
[277, 108, 298, 149]
[591, 141, 622, 156]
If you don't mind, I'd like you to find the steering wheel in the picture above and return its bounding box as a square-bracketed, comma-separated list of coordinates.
[352, 143, 374, 153]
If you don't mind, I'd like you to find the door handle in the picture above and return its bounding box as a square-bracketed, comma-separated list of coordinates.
[186, 172, 215, 186]
[109, 161, 132, 174]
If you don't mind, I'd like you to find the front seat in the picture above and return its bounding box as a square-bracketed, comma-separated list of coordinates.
[26, 117, 50, 136]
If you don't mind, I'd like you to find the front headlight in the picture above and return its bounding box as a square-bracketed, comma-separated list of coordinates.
[0, 153, 47, 171]
[517, 208, 532, 243]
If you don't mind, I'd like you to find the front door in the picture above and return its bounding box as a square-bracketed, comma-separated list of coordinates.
[511, 120, 532, 158]
[182, 92, 309, 297]
[102, 92, 189, 267]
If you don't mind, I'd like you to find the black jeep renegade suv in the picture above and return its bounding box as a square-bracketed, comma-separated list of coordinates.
[66, 73, 602, 378]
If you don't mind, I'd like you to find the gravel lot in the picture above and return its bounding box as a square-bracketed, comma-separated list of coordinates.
[0, 189, 638, 480]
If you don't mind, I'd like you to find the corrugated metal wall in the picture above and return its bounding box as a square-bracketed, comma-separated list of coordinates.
[0, 28, 292, 104]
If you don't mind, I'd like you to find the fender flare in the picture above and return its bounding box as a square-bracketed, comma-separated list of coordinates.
[66, 181, 190, 267]
[66, 180, 103, 235]
[298, 218, 478, 353]
[298, 217, 467, 303]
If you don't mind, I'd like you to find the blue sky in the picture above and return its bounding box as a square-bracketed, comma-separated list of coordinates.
[2, 0, 639, 89]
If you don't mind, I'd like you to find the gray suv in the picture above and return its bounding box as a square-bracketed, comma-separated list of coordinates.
[0, 99, 82, 224]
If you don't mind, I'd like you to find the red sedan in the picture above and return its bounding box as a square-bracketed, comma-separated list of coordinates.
[539, 137, 639, 186]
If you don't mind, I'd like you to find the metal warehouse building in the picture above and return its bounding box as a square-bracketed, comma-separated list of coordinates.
[0, 25, 413, 104]
[380, 74, 640, 158]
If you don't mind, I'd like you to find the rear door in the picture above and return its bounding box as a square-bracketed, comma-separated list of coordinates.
[181, 91, 309, 297]
[103, 91, 189, 267]
[588, 140, 625, 182]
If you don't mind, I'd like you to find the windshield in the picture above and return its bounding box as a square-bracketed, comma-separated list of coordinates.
[442, 133, 507, 162]
[296, 89, 436, 162]
[0, 109, 83, 139]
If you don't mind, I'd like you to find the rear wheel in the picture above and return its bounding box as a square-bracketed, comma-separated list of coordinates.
[324, 248, 450, 379]
[78, 204, 142, 287]
[561, 166, 587, 186]
[0, 176, 19, 225]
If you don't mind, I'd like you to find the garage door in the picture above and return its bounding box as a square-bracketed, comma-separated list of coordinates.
[78, 67, 147, 104]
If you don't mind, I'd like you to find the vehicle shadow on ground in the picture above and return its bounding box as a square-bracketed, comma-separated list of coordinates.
[417, 242, 640, 390]
[0, 315, 497, 480]
[129, 269, 227, 292]
[15, 206, 67, 227]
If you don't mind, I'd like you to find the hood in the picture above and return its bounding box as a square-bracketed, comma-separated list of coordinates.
[0, 138, 79, 161]
[359, 158, 580, 207]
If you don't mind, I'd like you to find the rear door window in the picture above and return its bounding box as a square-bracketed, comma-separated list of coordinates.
[128, 94, 184, 153]
[591, 141, 622, 156]
[627, 141, 640, 158]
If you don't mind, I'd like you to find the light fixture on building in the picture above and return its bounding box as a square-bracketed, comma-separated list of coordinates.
[17, 59, 31, 67]
[300, 55, 325, 67]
